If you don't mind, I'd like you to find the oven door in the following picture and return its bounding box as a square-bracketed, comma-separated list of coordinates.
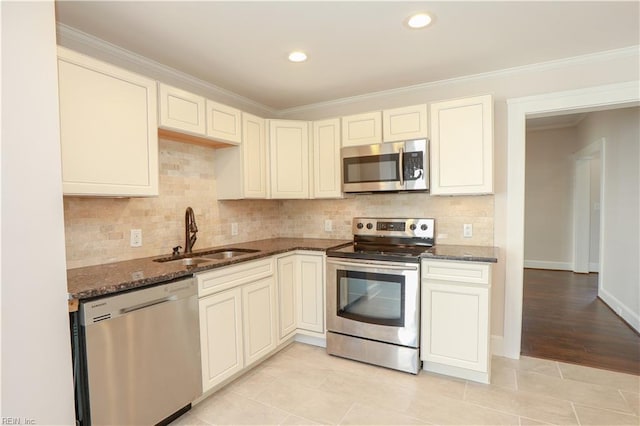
[326, 258, 420, 347]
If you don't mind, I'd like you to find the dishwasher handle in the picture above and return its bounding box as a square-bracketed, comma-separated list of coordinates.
[120, 295, 176, 315]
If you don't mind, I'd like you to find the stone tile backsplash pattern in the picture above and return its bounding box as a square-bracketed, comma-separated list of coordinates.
[64, 140, 494, 268]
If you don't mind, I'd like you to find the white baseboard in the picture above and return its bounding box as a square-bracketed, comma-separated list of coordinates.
[524, 260, 600, 273]
[524, 260, 572, 271]
[490, 335, 507, 357]
[599, 288, 640, 333]
[294, 333, 326, 348]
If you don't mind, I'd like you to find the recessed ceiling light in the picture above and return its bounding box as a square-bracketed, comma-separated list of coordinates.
[406, 13, 432, 29]
[288, 51, 307, 63]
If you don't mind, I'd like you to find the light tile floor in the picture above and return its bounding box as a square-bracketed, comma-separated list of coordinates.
[172, 343, 640, 425]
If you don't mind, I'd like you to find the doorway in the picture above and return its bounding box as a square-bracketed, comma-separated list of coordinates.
[504, 81, 640, 361]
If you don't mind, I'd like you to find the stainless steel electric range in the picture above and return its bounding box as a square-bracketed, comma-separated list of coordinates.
[325, 217, 435, 374]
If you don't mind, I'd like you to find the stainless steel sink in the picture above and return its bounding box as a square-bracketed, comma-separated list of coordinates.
[154, 248, 260, 264]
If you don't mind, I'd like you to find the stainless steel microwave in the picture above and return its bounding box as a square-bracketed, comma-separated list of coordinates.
[341, 139, 429, 193]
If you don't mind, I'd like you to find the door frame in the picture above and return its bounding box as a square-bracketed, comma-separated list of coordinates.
[503, 81, 639, 359]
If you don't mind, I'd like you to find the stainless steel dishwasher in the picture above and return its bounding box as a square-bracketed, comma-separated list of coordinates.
[79, 277, 201, 425]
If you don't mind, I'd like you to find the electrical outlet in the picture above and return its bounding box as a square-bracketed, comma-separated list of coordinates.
[231, 223, 238, 236]
[130, 229, 142, 247]
[463, 224, 473, 238]
[324, 219, 333, 232]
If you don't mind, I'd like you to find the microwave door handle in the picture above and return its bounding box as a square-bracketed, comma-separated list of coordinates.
[398, 148, 404, 186]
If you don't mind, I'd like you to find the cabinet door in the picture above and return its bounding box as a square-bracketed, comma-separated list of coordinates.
[242, 277, 277, 367]
[296, 254, 325, 333]
[242, 113, 268, 198]
[276, 255, 297, 341]
[341, 111, 382, 147]
[421, 281, 489, 373]
[430, 95, 493, 195]
[158, 83, 206, 135]
[57, 47, 158, 196]
[206, 100, 242, 144]
[382, 104, 428, 142]
[269, 120, 309, 198]
[312, 118, 342, 199]
[199, 288, 244, 392]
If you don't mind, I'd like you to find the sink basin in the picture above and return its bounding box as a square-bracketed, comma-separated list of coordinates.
[154, 248, 260, 264]
[161, 257, 215, 266]
[200, 250, 257, 260]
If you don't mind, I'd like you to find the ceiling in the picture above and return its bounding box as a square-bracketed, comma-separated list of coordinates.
[55, 1, 640, 111]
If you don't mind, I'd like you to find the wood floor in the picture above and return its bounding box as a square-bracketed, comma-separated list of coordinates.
[521, 268, 640, 375]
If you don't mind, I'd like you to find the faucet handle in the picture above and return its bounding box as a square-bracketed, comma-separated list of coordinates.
[172, 245, 182, 256]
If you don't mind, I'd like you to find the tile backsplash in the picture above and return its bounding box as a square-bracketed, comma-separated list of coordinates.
[63, 139, 494, 269]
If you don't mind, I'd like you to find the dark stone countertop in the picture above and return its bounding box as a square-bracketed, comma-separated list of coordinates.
[422, 244, 499, 263]
[67, 238, 351, 306]
[67, 238, 498, 312]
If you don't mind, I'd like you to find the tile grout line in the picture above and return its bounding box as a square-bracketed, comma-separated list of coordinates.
[556, 361, 564, 379]
[336, 402, 357, 426]
[571, 402, 582, 426]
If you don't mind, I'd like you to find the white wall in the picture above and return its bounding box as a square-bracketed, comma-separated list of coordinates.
[576, 107, 640, 331]
[1, 2, 76, 424]
[524, 126, 581, 270]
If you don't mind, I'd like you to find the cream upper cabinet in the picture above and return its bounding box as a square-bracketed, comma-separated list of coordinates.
[159, 83, 242, 145]
[382, 104, 428, 142]
[421, 260, 492, 384]
[57, 47, 159, 197]
[269, 120, 309, 199]
[312, 118, 342, 198]
[429, 95, 494, 195]
[158, 83, 206, 135]
[205, 100, 242, 144]
[215, 113, 268, 199]
[341, 111, 382, 147]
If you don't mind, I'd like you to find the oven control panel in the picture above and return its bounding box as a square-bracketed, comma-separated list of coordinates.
[353, 217, 434, 240]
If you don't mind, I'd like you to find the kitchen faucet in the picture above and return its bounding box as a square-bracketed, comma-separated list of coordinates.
[184, 207, 198, 254]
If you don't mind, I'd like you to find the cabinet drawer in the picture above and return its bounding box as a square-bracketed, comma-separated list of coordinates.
[197, 258, 274, 297]
[421, 260, 490, 285]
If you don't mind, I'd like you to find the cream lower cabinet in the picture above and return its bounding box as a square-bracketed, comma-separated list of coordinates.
[421, 259, 492, 384]
[197, 258, 276, 392]
[276, 252, 325, 342]
[57, 47, 158, 196]
[429, 95, 494, 195]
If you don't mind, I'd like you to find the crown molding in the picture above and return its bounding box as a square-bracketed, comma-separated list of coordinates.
[279, 45, 640, 116]
[56, 23, 278, 117]
[55, 22, 639, 118]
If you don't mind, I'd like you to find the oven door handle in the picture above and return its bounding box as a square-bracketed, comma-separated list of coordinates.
[327, 259, 418, 271]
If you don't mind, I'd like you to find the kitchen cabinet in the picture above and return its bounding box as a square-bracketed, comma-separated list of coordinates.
[421, 259, 492, 384]
[276, 254, 298, 342]
[196, 258, 276, 392]
[341, 111, 382, 147]
[312, 118, 342, 198]
[57, 47, 158, 196]
[215, 113, 268, 199]
[382, 104, 428, 142]
[242, 277, 277, 367]
[296, 253, 325, 334]
[429, 95, 494, 195]
[269, 120, 310, 199]
[159, 83, 242, 145]
[276, 252, 325, 340]
[205, 100, 242, 144]
[158, 83, 206, 135]
[198, 287, 244, 391]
